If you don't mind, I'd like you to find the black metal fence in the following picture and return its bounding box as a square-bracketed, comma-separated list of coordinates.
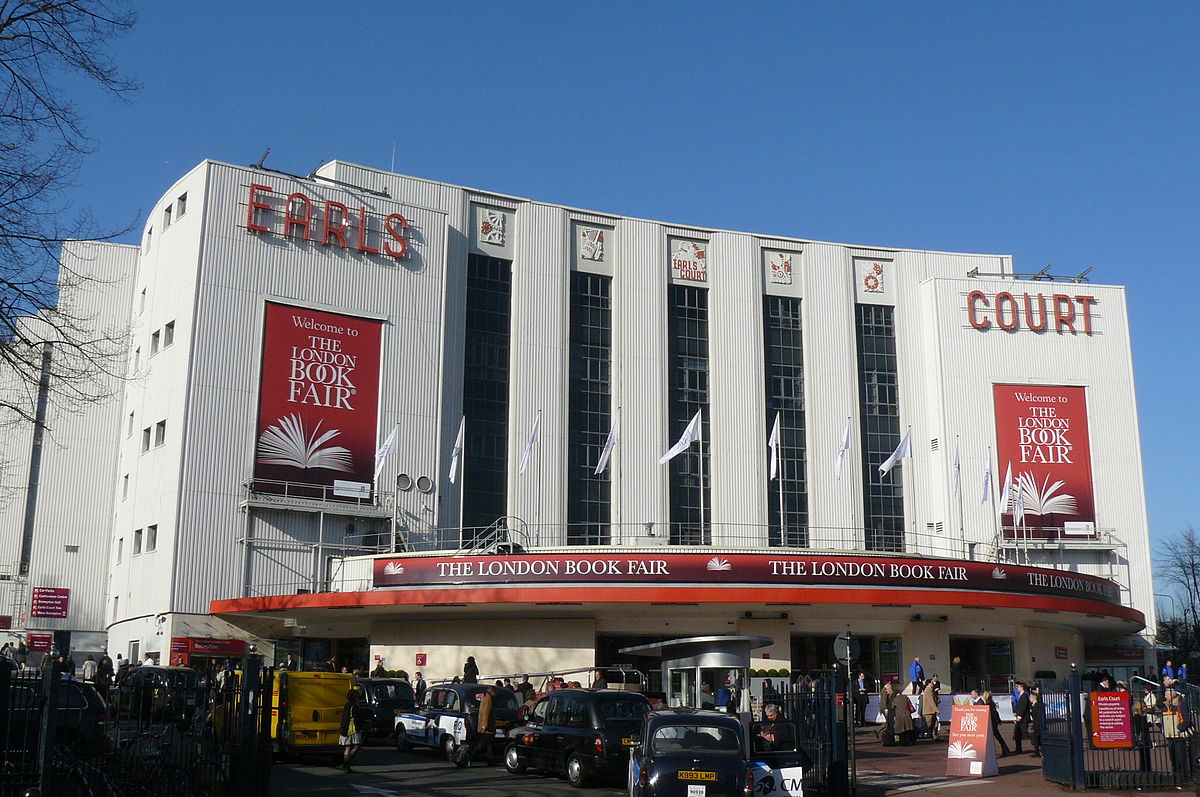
[0, 660, 273, 797]
[776, 673, 848, 793]
[1041, 670, 1199, 790]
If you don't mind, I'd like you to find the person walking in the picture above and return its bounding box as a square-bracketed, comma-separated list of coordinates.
[982, 691, 1012, 756]
[463, 656, 479, 684]
[921, 676, 941, 740]
[338, 687, 366, 773]
[879, 683, 897, 746]
[81, 654, 98, 682]
[1028, 689, 1045, 757]
[1012, 682, 1031, 754]
[893, 687, 916, 746]
[455, 685, 496, 766]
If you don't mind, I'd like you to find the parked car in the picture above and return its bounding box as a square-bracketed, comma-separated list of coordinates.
[270, 671, 360, 760]
[4, 672, 109, 754]
[110, 665, 201, 722]
[394, 683, 519, 759]
[355, 677, 416, 736]
[504, 688, 652, 786]
[627, 708, 810, 797]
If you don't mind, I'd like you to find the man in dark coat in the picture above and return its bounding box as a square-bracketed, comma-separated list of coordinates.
[1012, 682, 1031, 754]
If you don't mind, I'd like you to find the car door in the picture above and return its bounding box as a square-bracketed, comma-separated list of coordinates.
[558, 694, 591, 765]
[522, 695, 551, 769]
[533, 693, 561, 770]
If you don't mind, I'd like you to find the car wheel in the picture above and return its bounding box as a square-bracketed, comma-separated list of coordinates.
[566, 752, 589, 788]
[504, 743, 527, 774]
[395, 731, 412, 752]
[442, 734, 458, 760]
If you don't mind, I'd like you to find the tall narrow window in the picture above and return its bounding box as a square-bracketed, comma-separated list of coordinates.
[764, 296, 808, 547]
[163, 321, 175, 347]
[855, 304, 904, 551]
[154, 420, 166, 447]
[133, 527, 143, 555]
[121, 475, 129, 500]
[460, 254, 512, 538]
[146, 524, 157, 552]
[116, 537, 123, 563]
[667, 285, 710, 545]
[150, 330, 160, 355]
[141, 427, 151, 452]
[176, 193, 187, 218]
[127, 412, 134, 437]
[163, 204, 172, 228]
[567, 272, 612, 544]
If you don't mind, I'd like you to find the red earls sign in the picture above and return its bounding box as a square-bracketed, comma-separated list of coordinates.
[994, 384, 1096, 537]
[253, 303, 382, 496]
[372, 552, 1122, 605]
[967, 291, 1095, 335]
[244, 183, 410, 259]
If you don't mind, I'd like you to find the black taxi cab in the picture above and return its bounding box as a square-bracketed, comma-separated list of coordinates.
[503, 688, 652, 786]
[627, 708, 810, 797]
[394, 683, 519, 759]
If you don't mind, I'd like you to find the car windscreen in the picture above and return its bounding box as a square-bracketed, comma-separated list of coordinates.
[651, 724, 741, 754]
[596, 697, 651, 723]
[166, 671, 198, 688]
[372, 683, 414, 701]
[468, 690, 519, 710]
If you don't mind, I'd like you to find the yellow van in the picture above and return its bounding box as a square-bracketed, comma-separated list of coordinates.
[271, 671, 355, 758]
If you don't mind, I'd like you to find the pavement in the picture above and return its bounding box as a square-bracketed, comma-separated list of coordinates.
[850, 725, 1200, 796]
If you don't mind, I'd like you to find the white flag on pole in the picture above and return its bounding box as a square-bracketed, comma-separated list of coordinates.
[768, 413, 782, 480]
[594, 416, 620, 475]
[833, 418, 852, 480]
[373, 424, 397, 480]
[448, 416, 465, 484]
[981, 451, 992, 504]
[998, 462, 1013, 515]
[952, 439, 962, 497]
[659, 410, 703, 464]
[878, 428, 912, 475]
[519, 410, 541, 475]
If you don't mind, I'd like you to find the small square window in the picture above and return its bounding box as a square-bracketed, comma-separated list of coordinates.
[154, 420, 166, 447]
[122, 474, 129, 500]
[163, 205, 172, 228]
[177, 193, 187, 218]
[163, 321, 175, 347]
[64, 544, 79, 553]
[150, 330, 160, 355]
[146, 525, 157, 552]
[133, 528, 143, 555]
[141, 427, 151, 452]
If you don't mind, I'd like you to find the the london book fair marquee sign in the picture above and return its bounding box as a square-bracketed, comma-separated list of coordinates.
[372, 552, 1122, 606]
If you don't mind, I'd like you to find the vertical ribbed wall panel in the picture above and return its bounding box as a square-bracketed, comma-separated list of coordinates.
[508, 203, 569, 542]
[27, 241, 137, 635]
[171, 163, 450, 614]
[803, 243, 863, 548]
[612, 221, 668, 539]
[707, 232, 769, 543]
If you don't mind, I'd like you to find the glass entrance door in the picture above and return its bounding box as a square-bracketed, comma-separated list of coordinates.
[668, 668, 696, 707]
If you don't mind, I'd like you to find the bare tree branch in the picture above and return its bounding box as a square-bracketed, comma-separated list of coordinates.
[0, 1, 137, 429]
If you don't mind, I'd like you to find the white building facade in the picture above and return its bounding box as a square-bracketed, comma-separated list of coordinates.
[1, 159, 1154, 687]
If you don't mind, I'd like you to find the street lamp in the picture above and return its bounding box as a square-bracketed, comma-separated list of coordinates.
[1154, 592, 1179, 619]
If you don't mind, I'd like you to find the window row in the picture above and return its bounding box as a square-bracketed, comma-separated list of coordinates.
[115, 524, 158, 562]
[140, 420, 167, 452]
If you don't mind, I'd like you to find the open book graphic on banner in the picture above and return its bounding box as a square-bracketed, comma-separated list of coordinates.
[256, 413, 353, 471]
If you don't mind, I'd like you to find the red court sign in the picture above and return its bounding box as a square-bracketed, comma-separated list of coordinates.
[946, 704, 998, 778]
[1090, 691, 1132, 748]
[30, 587, 69, 618]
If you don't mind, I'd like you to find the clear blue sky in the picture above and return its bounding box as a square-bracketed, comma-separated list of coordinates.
[63, 2, 1197, 551]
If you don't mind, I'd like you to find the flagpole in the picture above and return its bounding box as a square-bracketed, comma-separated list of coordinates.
[847, 416, 857, 549]
[988, 448, 999, 562]
[956, 436, 965, 559]
[778, 432, 786, 545]
[536, 408, 543, 543]
[699, 413, 707, 544]
[905, 425, 915, 552]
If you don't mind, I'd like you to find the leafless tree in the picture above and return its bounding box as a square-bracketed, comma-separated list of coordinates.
[1155, 525, 1200, 668]
[0, 1, 138, 429]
